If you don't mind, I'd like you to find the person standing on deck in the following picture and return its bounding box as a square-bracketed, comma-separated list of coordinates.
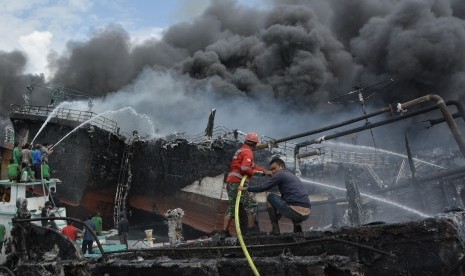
[20, 143, 32, 167]
[118, 213, 129, 249]
[42, 162, 51, 180]
[7, 159, 20, 182]
[12, 142, 21, 165]
[82, 215, 97, 254]
[32, 144, 42, 180]
[40, 143, 53, 164]
[221, 132, 271, 236]
[92, 211, 103, 236]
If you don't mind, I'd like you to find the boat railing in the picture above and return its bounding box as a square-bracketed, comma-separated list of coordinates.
[10, 104, 119, 133]
[187, 126, 238, 144]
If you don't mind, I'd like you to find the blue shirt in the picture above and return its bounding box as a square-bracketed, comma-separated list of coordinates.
[83, 219, 96, 241]
[32, 149, 42, 165]
[247, 169, 311, 208]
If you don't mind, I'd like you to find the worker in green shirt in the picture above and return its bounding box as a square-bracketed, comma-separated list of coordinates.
[0, 223, 5, 252]
[7, 159, 19, 181]
[12, 142, 21, 165]
[92, 211, 103, 236]
[41, 162, 50, 180]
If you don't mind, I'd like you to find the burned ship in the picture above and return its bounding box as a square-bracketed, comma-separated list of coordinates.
[7, 102, 239, 233]
[4, 90, 465, 275]
[5, 87, 465, 240]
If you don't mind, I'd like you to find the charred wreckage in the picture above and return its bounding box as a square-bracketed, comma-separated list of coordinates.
[2, 93, 465, 275]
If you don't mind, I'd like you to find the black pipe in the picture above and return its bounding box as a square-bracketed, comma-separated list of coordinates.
[295, 96, 465, 159]
[444, 100, 465, 123]
[399, 95, 465, 157]
[254, 106, 393, 150]
[257, 100, 464, 151]
[426, 112, 463, 128]
[294, 102, 442, 156]
[424, 100, 465, 128]
[13, 216, 107, 262]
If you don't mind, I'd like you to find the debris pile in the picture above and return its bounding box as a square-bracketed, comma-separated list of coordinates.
[165, 208, 184, 244]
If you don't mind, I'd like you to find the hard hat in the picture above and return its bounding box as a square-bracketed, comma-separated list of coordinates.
[245, 132, 259, 143]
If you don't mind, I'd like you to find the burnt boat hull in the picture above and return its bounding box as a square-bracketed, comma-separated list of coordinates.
[10, 110, 125, 228]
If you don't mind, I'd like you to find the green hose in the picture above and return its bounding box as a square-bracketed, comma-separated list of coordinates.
[235, 175, 260, 276]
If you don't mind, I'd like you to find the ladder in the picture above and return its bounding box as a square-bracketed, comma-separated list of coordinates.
[113, 141, 135, 227]
[364, 164, 384, 188]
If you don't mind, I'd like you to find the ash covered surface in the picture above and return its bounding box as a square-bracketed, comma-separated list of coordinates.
[91, 212, 465, 275]
[4, 212, 461, 275]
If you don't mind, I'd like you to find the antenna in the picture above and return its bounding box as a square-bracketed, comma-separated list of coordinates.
[328, 78, 395, 155]
[328, 78, 394, 105]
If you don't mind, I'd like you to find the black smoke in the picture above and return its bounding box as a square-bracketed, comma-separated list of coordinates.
[1, 0, 465, 142]
[0, 51, 44, 116]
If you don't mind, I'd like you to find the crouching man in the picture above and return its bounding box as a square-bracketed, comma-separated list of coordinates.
[238, 158, 311, 234]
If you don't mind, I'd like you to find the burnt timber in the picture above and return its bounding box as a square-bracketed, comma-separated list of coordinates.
[6, 211, 465, 275]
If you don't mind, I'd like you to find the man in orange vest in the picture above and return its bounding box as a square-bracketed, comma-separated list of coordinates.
[221, 132, 271, 236]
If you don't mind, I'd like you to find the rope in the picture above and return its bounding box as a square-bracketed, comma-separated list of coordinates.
[235, 175, 260, 276]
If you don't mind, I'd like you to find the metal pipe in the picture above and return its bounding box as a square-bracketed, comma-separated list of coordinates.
[425, 99, 465, 127]
[294, 95, 465, 159]
[449, 100, 465, 122]
[398, 95, 465, 157]
[426, 112, 462, 128]
[294, 102, 443, 157]
[254, 106, 393, 150]
[13, 216, 107, 262]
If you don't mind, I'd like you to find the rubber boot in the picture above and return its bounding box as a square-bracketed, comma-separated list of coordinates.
[246, 226, 266, 236]
[293, 221, 303, 233]
[267, 207, 280, 235]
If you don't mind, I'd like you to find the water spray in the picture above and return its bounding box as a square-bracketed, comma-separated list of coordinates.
[300, 178, 431, 218]
[50, 107, 133, 150]
[31, 101, 72, 145]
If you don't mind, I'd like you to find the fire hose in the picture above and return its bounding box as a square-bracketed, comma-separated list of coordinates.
[235, 175, 260, 276]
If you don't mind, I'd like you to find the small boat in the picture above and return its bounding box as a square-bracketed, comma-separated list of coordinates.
[0, 178, 67, 235]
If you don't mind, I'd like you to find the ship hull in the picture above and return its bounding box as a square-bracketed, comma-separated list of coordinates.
[10, 110, 125, 228]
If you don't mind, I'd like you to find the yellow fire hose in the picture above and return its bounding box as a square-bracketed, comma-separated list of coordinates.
[235, 175, 260, 276]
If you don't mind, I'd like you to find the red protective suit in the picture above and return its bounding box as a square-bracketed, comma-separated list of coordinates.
[226, 143, 266, 183]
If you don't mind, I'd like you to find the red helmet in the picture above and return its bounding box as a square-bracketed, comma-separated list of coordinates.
[245, 132, 259, 143]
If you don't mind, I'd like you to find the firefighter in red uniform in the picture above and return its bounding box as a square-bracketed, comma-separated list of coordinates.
[221, 132, 271, 236]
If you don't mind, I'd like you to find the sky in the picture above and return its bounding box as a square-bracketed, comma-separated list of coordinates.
[0, 0, 266, 78]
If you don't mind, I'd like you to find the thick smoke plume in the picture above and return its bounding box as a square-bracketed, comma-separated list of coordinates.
[1, 0, 465, 148]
